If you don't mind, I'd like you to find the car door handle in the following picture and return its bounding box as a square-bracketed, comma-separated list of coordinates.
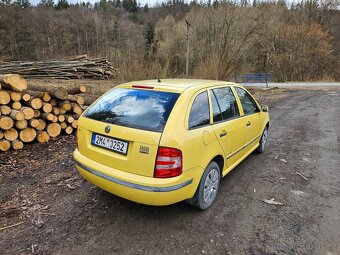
[220, 130, 227, 137]
[246, 121, 251, 126]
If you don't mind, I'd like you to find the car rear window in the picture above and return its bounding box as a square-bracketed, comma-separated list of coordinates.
[83, 88, 180, 132]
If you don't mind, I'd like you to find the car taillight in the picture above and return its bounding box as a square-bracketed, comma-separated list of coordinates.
[154, 147, 182, 178]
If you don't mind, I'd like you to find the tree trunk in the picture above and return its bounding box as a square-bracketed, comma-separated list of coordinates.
[27, 84, 68, 100]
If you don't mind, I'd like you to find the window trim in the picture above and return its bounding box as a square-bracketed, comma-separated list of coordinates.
[233, 86, 261, 116]
[187, 90, 211, 130]
[208, 86, 241, 125]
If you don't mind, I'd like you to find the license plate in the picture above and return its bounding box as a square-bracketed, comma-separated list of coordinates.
[91, 133, 128, 155]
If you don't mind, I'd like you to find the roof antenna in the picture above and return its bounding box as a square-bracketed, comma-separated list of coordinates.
[157, 78, 161, 82]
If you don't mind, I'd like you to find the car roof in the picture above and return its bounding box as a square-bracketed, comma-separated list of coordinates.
[117, 79, 239, 93]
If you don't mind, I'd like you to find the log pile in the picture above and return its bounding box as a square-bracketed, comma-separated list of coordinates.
[0, 74, 99, 152]
[0, 55, 119, 80]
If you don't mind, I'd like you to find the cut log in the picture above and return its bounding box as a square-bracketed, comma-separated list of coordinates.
[33, 109, 40, 118]
[0, 116, 14, 130]
[12, 140, 24, 150]
[19, 128, 37, 142]
[71, 120, 78, 128]
[65, 126, 73, 134]
[29, 118, 39, 128]
[58, 115, 65, 122]
[0, 91, 10, 105]
[27, 84, 68, 100]
[52, 115, 58, 123]
[4, 128, 18, 141]
[20, 107, 34, 120]
[0, 130, 3, 139]
[22, 93, 31, 102]
[60, 121, 67, 129]
[1, 90, 22, 101]
[0, 139, 11, 151]
[50, 98, 57, 106]
[67, 94, 84, 105]
[42, 103, 52, 113]
[15, 120, 28, 129]
[75, 93, 99, 105]
[41, 113, 54, 121]
[22, 90, 51, 102]
[72, 103, 83, 115]
[10, 110, 25, 121]
[52, 107, 60, 115]
[0, 74, 28, 91]
[28, 97, 43, 110]
[36, 131, 50, 143]
[66, 116, 74, 123]
[59, 101, 72, 111]
[46, 123, 61, 137]
[36, 119, 46, 131]
[60, 108, 66, 114]
[66, 85, 88, 94]
[12, 101, 22, 110]
[0, 105, 11, 115]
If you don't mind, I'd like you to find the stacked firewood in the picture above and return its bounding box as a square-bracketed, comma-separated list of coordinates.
[0, 55, 119, 80]
[0, 74, 99, 152]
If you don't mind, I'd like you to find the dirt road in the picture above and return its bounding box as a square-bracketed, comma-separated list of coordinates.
[1, 88, 339, 255]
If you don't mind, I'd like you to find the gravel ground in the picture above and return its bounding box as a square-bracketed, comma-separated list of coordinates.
[0, 87, 339, 255]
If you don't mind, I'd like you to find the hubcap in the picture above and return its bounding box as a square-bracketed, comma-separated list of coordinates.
[261, 129, 268, 150]
[203, 168, 219, 205]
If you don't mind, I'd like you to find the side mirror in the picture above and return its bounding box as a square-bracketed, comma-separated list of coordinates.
[261, 105, 268, 112]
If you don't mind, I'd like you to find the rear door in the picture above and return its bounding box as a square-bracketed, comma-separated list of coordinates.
[78, 88, 180, 177]
[209, 86, 246, 172]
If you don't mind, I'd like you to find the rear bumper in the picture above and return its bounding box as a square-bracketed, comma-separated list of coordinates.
[73, 149, 203, 206]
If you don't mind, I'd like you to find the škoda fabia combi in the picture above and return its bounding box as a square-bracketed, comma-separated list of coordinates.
[74, 79, 269, 210]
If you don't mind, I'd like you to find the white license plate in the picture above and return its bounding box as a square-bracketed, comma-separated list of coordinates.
[91, 133, 128, 155]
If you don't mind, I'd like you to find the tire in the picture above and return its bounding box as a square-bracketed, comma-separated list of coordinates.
[188, 161, 221, 210]
[256, 126, 268, 154]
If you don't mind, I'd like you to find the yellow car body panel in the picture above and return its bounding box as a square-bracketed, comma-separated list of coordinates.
[74, 79, 269, 206]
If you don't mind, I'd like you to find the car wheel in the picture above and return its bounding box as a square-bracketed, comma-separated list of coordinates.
[188, 161, 221, 210]
[256, 126, 268, 154]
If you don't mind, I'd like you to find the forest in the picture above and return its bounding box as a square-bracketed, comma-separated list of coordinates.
[0, 0, 339, 82]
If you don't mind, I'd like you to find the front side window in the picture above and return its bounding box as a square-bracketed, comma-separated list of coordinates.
[83, 88, 179, 132]
[189, 91, 210, 129]
[235, 87, 259, 115]
[211, 87, 239, 122]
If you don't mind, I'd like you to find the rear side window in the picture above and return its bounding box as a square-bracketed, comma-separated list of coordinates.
[211, 87, 239, 121]
[83, 88, 179, 132]
[235, 87, 259, 115]
[189, 91, 210, 129]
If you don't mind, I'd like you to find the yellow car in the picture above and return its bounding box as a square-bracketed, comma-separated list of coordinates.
[74, 79, 269, 210]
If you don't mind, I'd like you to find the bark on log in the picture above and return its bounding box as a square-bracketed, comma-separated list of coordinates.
[67, 94, 84, 105]
[75, 93, 99, 105]
[19, 128, 37, 143]
[50, 98, 57, 106]
[0, 74, 28, 92]
[66, 85, 87, 94]
[27, 84, 68, 100]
